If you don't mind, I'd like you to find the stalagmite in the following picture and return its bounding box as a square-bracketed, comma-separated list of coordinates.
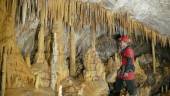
[58, 85, 63, 96]
[35, 73, 40, 89]
[106, 57, 118, 83]
[0, 0, 34, 89]
[53, 19, 69, 91]
[25, 52, 31, 68]
[32, 0, 49, 88]
[83, 47, 109, 95]
[34, 1, 46, 64]
[165, 84, 168, 93]
[50, 29, 58, 90]
[135, 58, 147, 85]
[1, 48, 7, 96]
[84, 47, 106, 81]
[70, 27, 77, 77]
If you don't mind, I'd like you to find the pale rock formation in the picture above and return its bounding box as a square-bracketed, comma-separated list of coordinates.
[31, 25, 50, 88]
[0, 0, 34, 89]
[81, 80, 109, 96]
[84, 48, 106, 81]
[135, 58, 147, 86]
[138, 86, 151, 96]
[106, 53, 121, 83]
[31, 6, 50, 88]
[52, 20, 69, 91]
[69, 28, 77, 77]
[83, 48, 109, 96]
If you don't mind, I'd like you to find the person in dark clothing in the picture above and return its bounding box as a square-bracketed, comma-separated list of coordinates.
[114, 35, 137, 96]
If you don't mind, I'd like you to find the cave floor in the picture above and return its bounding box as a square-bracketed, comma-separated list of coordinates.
[5, 88, 55, 96]
[4, 88, 170, 96]
[162, 91, 170, 96]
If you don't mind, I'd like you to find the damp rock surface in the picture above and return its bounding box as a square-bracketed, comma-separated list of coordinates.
[1, 0, 170, 96]
[5, 88, 55, 96]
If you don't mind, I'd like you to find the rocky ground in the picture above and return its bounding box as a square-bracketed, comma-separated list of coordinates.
[5, 88, 55, 96]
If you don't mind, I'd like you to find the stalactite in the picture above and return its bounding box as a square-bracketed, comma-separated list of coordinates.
[139, 22, 145, 41]
[162, 36, 167, 47]
[120, 13, 123, 34]
[112, 14, 115, 35]
[168, 37, 170, 47]
[64, 0, 69, 23]
[1, 1, 170, 94]
[115, 13, 170, 46]
[152, 31, 157, 46]
[27, 0, 31, 19]
[128, 17, 132, 37]
[70, 27, 77, 77]
[120, 13, 124, 34]
[104, 9, 107, 33]
[82, 3, 86, 26]
[89, 4, 92, 26]
[117, 13, 120, 34]
[152, 33, 156, 74]
[74, 1, 78, 31]
[106, 11, 113, 38]
[86, 2, 89, 25]
[97, 6, 101, 25]
[95, 4, 99, 27]
[92, 21, 96, 50]
[57, 0, 61, 20]
[44, 0, 48, 27]
[80, 3, 85, 29]
[144, 26, 149, 42]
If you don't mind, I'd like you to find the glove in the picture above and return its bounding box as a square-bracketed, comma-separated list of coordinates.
[123, 72, 128, 78]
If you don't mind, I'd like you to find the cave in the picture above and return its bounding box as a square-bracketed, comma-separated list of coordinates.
[0, 0, 170, 96]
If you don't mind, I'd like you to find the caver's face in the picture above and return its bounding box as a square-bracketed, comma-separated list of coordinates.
[119, 41, 128, 49]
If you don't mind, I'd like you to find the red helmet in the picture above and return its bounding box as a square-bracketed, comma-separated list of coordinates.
[118, 35, 130, 43]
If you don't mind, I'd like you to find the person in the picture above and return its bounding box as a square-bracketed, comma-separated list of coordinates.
[114, 35, 137, 96]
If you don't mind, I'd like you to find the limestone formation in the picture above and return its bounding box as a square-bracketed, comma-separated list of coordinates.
[31, 0, 50, 88]
[25, 52, 31, 68]
[52, 19, 69, 91]
[69, 27, 77, 77]
[135, 58, 147, 86]
[82, 80, 109, 96]
[50, 29, 58, 90]
[1, 46, 7, 96]
[32, 19, 50, 88]
[0, 0, 34, 89]
[138, 86, 151, 96]
[106, 53, 120, 83]
[61, 77, 82, 96]
[83, 48, 109, 96]
[1, 0, 170, 96]
[84, 48, 106, 81]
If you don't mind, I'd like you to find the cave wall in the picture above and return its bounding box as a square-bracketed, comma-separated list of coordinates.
[0, 0, 170, 96]
[0, 0, 34, 89]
